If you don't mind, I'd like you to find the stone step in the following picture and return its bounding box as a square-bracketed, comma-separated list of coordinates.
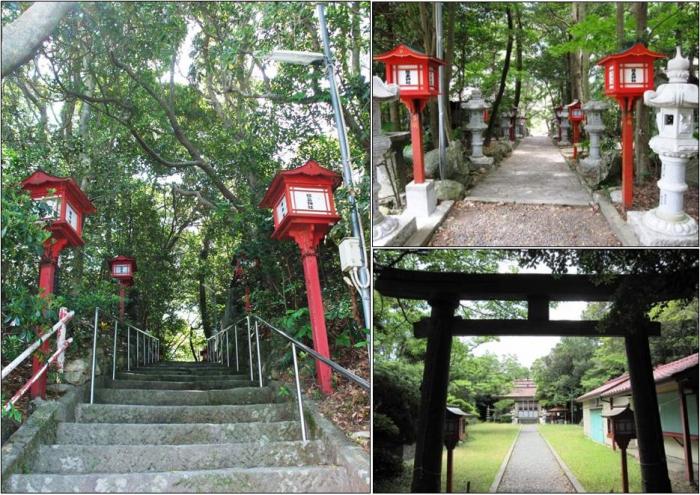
[76, 403, 296, 424]
[107, 379, 257, 390]
[33, 441, 326, 474]
[55, 421, 305, 445]
[116, 372, 251, 382]
[5, 465, 347, 493]
[94, 386, 274, 406]
[128, 368, 244, 376]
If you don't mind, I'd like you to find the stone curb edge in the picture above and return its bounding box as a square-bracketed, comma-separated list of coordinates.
[539, 429, 587, 493]
[489, 425, 521, 493]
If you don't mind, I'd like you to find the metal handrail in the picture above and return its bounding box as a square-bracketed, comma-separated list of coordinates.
[252, 315, 370, 391]
[89, 307, 161, 404]
[1, 308, 74, 413]
[1, 309, 74, 380]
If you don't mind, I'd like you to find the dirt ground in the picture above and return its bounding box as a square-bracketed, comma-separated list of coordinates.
[430, 201, 621, 247]
[614, 179, 699, 223]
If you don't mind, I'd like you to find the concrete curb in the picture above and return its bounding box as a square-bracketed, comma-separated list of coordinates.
[539, 430, 586, 493]
[489, 425, 521, 493]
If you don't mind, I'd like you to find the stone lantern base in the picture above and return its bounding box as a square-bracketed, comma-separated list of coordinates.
[469, 155, 494, 168]
[579, 156, 602, 172]
[406, 180, 437, 218]
[628, 210, 699, 246]
[373, 212, 417, 247]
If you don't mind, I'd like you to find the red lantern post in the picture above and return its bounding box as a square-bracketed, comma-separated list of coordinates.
[109, 255, 137, 321]
[597, 43, 665, 209]
[374, 45, 444, 184]
[21, 171, 96, 399]
[567, 100, 584, 159]
[259, 159, 342, 395]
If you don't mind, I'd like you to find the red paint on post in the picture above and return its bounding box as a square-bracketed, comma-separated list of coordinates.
[410, 111, 425, 184]
[621, 104, 635, 209]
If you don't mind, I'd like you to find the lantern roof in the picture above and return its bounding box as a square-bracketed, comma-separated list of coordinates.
[374, 44, 446, 66]
[109, 255, 138, 272]
[446, 406, 469, 418]
[259, 159, 342, 208]
[596, 42, 666, 67]
[21, 170, 96, 214]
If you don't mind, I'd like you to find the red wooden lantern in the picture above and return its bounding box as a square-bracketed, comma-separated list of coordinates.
[567, 100, 584, 159]
[259, 159, 342, 395]
[109, 255, 137, 322]
[597, 43, 666, 208]
[374, 45, 445, 184]
[21, 170, 95, 399]
[21, 170, 96, 253]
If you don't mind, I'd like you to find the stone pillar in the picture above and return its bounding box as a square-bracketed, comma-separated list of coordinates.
[559, 107, 571, 145]
[516, 113, 525, 138]
[628, 47, 699, 246]
[372, 77, 417, 245]
[462, 90, 493, 167]
[500, 115, 510, 140]
[580, 100, 607, 171]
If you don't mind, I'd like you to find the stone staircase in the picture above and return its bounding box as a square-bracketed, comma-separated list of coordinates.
[5, 361, 350, 493]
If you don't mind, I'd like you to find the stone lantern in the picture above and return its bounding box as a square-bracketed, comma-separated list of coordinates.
[554, 105, 564, 141]
[499, 113, 511, 140]
[462, 89, 494, 168]
[372, 76, 417, 246]
[559, 106, 571, 145]
[517, 112, 527, 139]
[581, 100, 608, 171]
[628, 47, 699, 246]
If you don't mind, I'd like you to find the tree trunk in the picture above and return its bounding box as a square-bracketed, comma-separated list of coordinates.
[389, 99, 400, 131]
[513, 5, 523, 109]
[617, 3, 626, 49]
[350, 2, 361, 76]
[634, 2, 650, 184]
[419, 2, 438, 149]
[198, 236, 213, 339]
[578, 3, 590, 101]
[1, 2, 78, 78]
[484, 6, 514, 145]
[443, 2, 456, 140]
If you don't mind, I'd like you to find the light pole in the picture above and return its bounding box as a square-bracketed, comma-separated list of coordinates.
[266, 4, 371, 335]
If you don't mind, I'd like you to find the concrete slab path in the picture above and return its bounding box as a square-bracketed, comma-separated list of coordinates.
[496, 425, 576, 493]
[468, 136, 591, 206]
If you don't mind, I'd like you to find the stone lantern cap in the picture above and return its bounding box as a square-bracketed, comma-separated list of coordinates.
[372, 75, 399, 101]
[644, 48, 698, 110]
[582, 100, 608, 112]
[583, 100, 608, 132]
[461, 89, 490, 111]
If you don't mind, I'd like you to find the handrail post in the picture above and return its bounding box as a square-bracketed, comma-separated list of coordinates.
[136, 331, 139, 369]
[247, 316, 253, 382]
[255, 319, 263, 388]
[226, 328, 230, 367]
[89, 307, 99, 404]
[127, 326, 131, 371]
[112, 320, 118, 380]
[292, 343, 308, 442]
[234, 324, 239, 372]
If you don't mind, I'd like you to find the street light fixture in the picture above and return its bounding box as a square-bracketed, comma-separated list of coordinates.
[264, 4, 371, 336]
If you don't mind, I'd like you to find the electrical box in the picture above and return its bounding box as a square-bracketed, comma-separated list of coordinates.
[338, 237, 363, 272]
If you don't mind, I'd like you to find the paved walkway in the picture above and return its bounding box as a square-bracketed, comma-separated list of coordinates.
[496, 425, 576, 493]
[468, 135, 591, 206]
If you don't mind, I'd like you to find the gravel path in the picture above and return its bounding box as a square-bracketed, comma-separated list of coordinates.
[497, 425, 576, 493]
[429, 135, 621, 246]
[430, 201, 621, 246]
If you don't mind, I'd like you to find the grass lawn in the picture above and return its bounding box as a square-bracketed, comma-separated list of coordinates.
[538, 424, 643, 493]
[440, 422, 520, 493]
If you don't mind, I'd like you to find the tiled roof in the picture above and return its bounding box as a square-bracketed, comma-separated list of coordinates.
[501, 379, 537, 399]
[577, 353, 699, 402]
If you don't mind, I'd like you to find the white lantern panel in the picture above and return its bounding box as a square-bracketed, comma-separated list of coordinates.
[66, 202, 79, 231]
[607, 65, 615, 89]
[428, 66, 436, 90]
[393, 65, 421, 90]
[114, 264, 130, 275]
[275, 195, 288, 223]
[36, 196, 61, 220]
[619, 63, 646, 87]
[290, 187, 331, 214]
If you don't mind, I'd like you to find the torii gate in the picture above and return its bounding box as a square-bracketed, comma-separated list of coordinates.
[375, 267, 696, 493]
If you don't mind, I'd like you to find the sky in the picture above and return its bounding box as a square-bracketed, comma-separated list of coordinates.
[469, 261, 591, 368]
